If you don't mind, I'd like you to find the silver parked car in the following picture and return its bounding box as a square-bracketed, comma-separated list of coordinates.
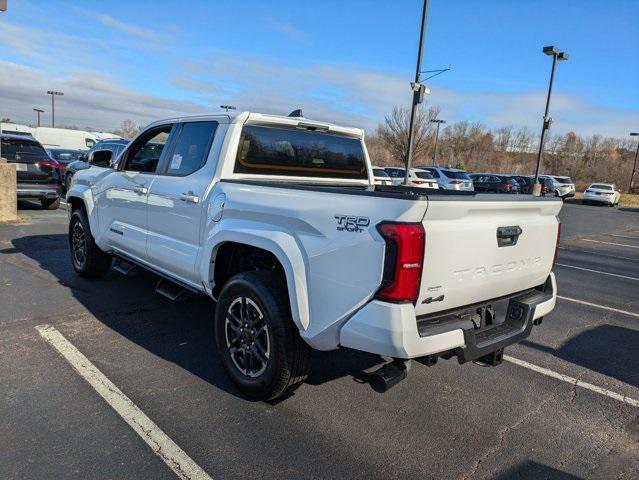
[416, 166, 474, 191]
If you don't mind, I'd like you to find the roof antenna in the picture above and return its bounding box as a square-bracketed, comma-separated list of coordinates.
[288, 109, 303, 118]
[220, 105, 236, 112]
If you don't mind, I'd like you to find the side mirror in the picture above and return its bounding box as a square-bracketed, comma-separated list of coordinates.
[90, 149, 113, 168]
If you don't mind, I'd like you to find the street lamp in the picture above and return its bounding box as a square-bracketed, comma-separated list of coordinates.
[629, 132, 639, 193]
[47, 90, 64, 127]
[533, 45, 568, 195]
[430, 118, 445, 165]
[404, 0, 430, 186]
[33, 108, 44, 127]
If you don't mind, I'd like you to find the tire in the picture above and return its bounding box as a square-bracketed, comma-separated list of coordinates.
[69, 208, 112, 278]
[214, 271, 311, 401]
[41, 197, 61, 210]
[582, 200, 588, 205]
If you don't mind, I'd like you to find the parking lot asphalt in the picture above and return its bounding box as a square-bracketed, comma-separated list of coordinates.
[1, 200, 638, 480]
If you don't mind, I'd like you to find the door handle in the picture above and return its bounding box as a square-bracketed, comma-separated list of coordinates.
[496, 226, 522, 247]
[133, 186, 148, 195]
[180, 192, 200, 204]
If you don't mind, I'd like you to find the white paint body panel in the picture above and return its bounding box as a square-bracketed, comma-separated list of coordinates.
[68, 111, 561, 357]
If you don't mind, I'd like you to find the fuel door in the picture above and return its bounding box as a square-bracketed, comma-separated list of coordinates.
[209, 193, 226, 222]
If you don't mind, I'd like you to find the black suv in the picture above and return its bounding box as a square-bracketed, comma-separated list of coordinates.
[64, 138, 129, 191]
[1, 133, 62, 209]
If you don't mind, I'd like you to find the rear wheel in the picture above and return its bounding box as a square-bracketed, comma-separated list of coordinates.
[69, 208, 111, 278]
[41, 198, 60, 210]
[214, 271, 311, 400]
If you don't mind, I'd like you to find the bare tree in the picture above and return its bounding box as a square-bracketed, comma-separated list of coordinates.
[112, 119, 140, 139]
[369, 106, 635, 189]
[375, 105, 440, 166]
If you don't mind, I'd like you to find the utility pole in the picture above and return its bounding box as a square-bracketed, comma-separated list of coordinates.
[533, 46, 568, 195]
[47, 90, 63, 128]
[430, 118, 445, 165]
[630, 132, 639, 193]
[404, 0, 430, 185]
[34, 108, 44, 127]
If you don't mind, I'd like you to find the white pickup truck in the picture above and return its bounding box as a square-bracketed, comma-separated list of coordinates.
[67, 111, 561, 400]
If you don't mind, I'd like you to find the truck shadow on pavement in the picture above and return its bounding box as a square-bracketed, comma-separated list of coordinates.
[521, 325, 639, 389]
[6, 234, 385, 402]
[493, 461, 583, 479]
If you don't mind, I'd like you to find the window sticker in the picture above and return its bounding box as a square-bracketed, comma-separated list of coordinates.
[170, 153, 183, 170]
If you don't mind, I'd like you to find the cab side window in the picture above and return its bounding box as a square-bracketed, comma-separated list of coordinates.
[122, 125, 173, 173]
[164, 121, 217, 176]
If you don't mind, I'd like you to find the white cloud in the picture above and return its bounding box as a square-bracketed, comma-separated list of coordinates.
[0, 61, 207, 130]
[94, 13, 160, 40]
[172, 55, 639, 138]
[0, 19, 636, 139]
[264, 18, 309, 42]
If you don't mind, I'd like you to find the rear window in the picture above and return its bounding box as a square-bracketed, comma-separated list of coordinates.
[1, 137, 48, 162]
[373, 168, 390, 178]
[235, 125, 367, 179]
[48, 149, 84, 163]
[590, 184, 612, 190]
[441, 169, 470, 180]
[414, 170, 434, 179]
[554, 177, 573, 184]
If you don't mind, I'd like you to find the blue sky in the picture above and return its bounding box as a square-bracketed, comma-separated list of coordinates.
[0, 0, 637, 137]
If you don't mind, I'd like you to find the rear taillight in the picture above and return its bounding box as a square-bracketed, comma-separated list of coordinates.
[449, 180, 462, 184]
[502, 183, 512, 191]
[36, 159, 61, 170]
[412, 180, 426, 185]
[376, 222, 425, 303]
[552, 219, 561, 268]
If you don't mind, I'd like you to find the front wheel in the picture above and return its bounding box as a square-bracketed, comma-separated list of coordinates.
[214, 271, 311, 401]
[69, 208, 112, 278]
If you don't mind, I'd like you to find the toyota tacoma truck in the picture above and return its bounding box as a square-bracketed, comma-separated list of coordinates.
[66, 111, 561, 400]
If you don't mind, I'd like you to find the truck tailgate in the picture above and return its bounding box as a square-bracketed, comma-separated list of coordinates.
[415, 196, 561, 317]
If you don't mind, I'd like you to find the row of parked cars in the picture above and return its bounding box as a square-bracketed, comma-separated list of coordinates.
[1, 132, 129, 209]
[372, 165, 577, 199]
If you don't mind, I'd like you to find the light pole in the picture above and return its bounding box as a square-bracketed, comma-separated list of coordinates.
[33, 108, 44, 127]
[629, 132, 639, 193]
[47, 90, 63, 127]
[430, 118, 445, 165]
[404, 0, 430, 185]
[533, 46, 568, 195]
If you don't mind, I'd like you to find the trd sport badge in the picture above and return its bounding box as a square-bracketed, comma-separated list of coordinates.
[334, 215, 370, 233]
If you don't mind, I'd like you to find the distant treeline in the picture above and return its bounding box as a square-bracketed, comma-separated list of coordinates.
[367, 106, 637, 190]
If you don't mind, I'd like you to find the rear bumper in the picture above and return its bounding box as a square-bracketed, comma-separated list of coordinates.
[17, 184, 61, 200]
[583, 194, 614, 204]
[340, 272, 556, 360]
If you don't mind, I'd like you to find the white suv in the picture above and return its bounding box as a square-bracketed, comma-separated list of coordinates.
[416, 166, 474, 191]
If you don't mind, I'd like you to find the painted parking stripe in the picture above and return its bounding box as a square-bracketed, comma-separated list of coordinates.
[557, 245, 639, 262]
[609, 234, 639, 240]
[557, 296, 639, 318]
[555, 263, 639, 281]
[35, 325, 213, 480]
[582, 239, 639, 249]
[504, 355, 639, 408]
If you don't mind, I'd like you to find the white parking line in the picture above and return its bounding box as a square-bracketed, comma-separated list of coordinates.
[555, 263, 639, 281]
[35, 325, 213, 480]
[582, 239, 639, 249]
[609, 234, 639, 240]
[557, 295, 639, 318]
[504, 355, 639, 408]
